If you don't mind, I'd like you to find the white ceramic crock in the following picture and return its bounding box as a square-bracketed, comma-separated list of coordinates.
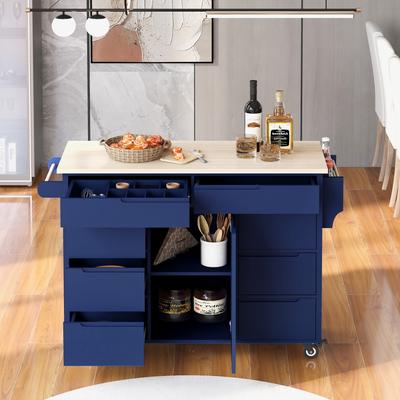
[200, 238, 228, 268]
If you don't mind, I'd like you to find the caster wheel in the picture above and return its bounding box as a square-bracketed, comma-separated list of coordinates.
[304, 344, 319, 359]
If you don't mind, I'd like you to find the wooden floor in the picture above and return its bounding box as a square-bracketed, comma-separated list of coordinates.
[1, 168, 400, 400]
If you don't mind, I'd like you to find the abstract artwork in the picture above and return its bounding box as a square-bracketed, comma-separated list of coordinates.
[92, 0, 213, 63]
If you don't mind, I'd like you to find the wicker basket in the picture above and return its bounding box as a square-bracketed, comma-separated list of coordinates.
[100, 135, 171, 163]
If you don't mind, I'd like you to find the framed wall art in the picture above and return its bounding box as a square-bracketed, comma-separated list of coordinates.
[91, 0, 213, 63]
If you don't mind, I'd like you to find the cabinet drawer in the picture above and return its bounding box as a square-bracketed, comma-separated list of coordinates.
[61, 179, 190, 228]
[64, 312, 144, 366]
[238, 298, 317, 342]
[64, 228, 145, 259]
[65, 260, 145, 311]
[323, 176, 344, 228]
[239, 254, 317, 295]
[238, 215, 317, 252]
[193, 176, 319, 214]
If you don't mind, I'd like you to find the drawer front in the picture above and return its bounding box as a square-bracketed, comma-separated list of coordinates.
[61, 179, 190, 229]
[61, 198, 189, 228]
[323, 176, 344, 228]
[193, 183, 319, 214]
[239, 254, 317, 295]
[65, 269, 145, 311]
[64, 228, 146, 259]
[238, 298, 317, 342]
[238, 215, 317, 252]
[64, 321, 144, 366]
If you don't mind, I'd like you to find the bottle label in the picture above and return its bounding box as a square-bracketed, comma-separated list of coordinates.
[193, 297, 226, 316]
[245, 113, 262, 141]
[269, 122, 291, 148]
[159, 298, 191, 315]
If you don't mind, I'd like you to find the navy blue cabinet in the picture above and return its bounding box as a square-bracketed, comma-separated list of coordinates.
[39, 171, 343, 372]
[239, 254, 317, 296]
[65, 262, 145, 312]
[64, 312, 144, 366]
[238, 298, 317, 343]
[193, 176, 319, 215]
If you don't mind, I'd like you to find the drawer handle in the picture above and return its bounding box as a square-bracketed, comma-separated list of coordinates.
[79, 323, 140, 328]
[81, 268, 143, 273]
[197, 185, 260, 191]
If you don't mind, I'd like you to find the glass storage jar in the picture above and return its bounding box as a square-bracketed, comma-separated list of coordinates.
[193, 288, 227, 323]
[158, 288, 191, 322]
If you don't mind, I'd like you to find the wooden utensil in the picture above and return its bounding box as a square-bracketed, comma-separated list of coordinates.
[217, 213, 225, 229]
[198, 215, 212, 242]
[223, 214, 231, 239]
[197, 216, 206, 240]
[214, 228, 224, 243]
[205, 213, 213, 229]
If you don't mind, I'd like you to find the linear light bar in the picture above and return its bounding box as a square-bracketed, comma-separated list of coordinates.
[25, 8, 361, 20]
[206, 10, 358, 19]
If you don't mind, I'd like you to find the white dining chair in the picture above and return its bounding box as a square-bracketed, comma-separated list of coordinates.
[389, 56, 400, 217]
[366, 22, 386, 169]
[376, 36, 396, 190]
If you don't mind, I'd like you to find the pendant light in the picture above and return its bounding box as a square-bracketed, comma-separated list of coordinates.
[51, 12, 76, 37]
[85, 12, 110, 37]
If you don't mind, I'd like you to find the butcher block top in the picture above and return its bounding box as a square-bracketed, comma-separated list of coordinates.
[57, 140, 328, 175]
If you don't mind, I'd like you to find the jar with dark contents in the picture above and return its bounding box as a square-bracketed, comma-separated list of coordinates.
[193, 288, 227, 323]
[158, 288, 191, 322]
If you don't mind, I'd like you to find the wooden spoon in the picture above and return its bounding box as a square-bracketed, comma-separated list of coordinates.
[199, 215, 212, 241]
[214, 228, 224, 242]
[197, 216, 207, 240]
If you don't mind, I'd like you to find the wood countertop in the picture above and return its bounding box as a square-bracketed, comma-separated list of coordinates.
[57, 140, 328, 175]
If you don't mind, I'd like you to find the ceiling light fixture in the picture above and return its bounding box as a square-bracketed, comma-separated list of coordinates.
[51, 12, 76, 37]
[85, 11, 110, 38]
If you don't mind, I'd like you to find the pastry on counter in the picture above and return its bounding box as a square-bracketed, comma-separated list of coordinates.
[171, 146, 185, 161]
[109, 133, 164, 150]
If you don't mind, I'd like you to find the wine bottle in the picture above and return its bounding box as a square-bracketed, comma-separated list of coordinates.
[244, 80, 262, 151]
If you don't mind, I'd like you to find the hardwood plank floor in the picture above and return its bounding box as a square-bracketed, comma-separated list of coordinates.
[1, 168, 400, 399]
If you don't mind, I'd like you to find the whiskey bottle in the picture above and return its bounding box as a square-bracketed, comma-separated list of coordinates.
[266, 90, 294, 153]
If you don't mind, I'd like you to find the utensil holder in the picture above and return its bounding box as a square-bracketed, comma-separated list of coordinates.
[200, 238, 227, 268]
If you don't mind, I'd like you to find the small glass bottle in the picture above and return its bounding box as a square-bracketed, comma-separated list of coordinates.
[321, 137, 336, 177]
[266, 90, 294, 153]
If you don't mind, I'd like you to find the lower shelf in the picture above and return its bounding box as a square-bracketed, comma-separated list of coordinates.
[149, 319, 231, 344]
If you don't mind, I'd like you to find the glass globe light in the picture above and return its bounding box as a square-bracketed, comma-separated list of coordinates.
[85, 12, 110, 38]
[51, 12, 76, 38]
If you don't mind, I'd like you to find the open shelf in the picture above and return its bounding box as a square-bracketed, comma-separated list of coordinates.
[150, 319, 231, 344]
[151, 246, 231, 276]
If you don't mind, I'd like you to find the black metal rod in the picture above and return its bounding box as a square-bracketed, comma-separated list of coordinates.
[27, 8, 360, 13]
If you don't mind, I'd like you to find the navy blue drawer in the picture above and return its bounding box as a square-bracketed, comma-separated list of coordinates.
[323, 176, 344, 228]
[238, 298, 317, 342]
[61, 179, 190, 228]
[64, 228, 145, 259]
[193, 176, 319, 214]
[238, 215, 317, 252]
[64, 312, 144, 366]
[65, 260, 145, 311]
[239, 254, 317, 295]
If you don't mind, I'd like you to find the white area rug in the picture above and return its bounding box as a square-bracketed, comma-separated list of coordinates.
[47, 376, 329, 400]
